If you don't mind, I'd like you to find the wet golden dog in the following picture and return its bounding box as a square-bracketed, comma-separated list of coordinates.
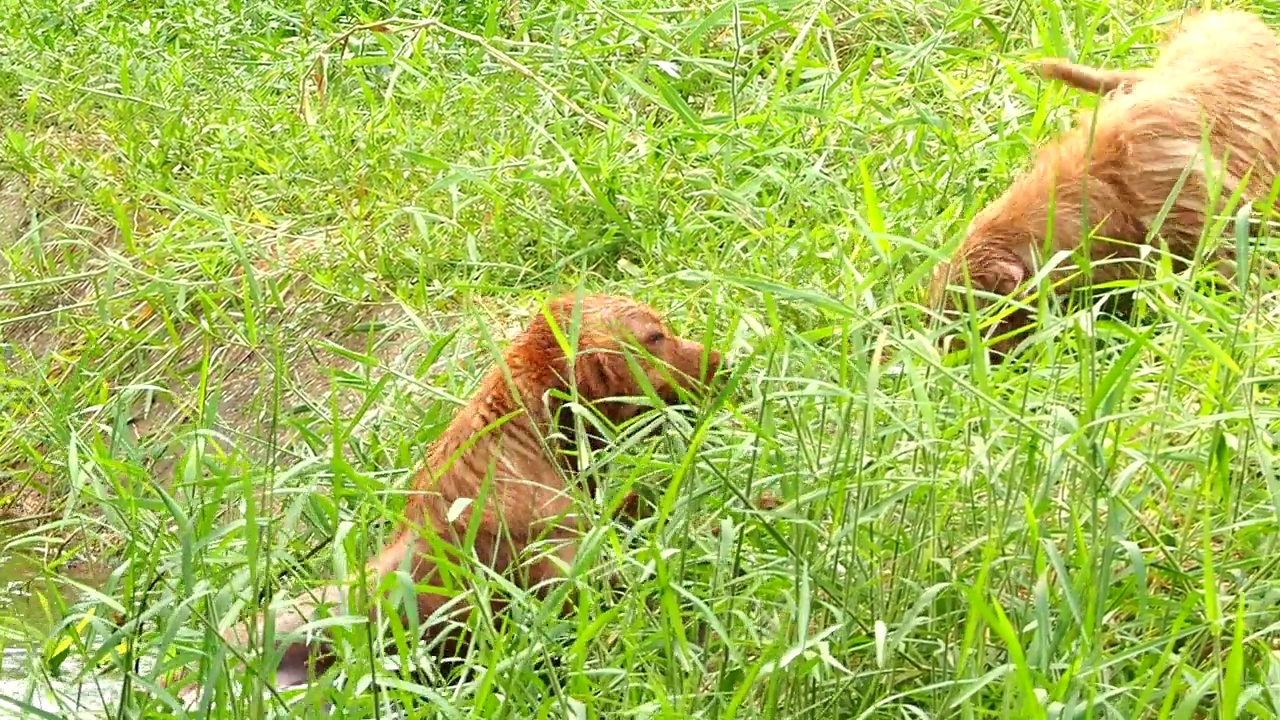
[930, 10, 1280, 358]
[163, 293, 722, 696]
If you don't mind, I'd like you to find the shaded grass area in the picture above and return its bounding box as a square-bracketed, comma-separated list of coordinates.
[4, 0, 1280, 717]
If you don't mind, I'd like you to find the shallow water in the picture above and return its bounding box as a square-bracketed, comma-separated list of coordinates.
[0, 522, 121, 718]
[0, 525, 415, 718]
[0, 651, 122, 718]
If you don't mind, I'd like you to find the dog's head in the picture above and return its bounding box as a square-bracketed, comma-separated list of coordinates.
[517, 294, 724, 424]
[930, 123, 1154, 363]
[929, 226, 1035, 361]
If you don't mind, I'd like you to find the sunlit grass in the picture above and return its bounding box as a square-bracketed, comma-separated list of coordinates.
[4, 0, 1280, 717]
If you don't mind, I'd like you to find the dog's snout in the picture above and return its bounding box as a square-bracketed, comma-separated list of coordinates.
[703, 348, 729, 384]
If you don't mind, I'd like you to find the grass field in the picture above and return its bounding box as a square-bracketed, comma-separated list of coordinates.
[5, 0, 1280, 716]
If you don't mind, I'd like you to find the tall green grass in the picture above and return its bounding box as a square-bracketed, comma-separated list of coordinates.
[4, 0, 1280, 717]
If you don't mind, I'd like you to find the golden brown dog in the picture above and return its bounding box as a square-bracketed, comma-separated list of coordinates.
[163, 293, 722, 697]
[930, 10, 1280, 358]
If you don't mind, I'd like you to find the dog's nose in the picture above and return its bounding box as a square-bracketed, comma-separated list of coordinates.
[705, 348, 727, 379]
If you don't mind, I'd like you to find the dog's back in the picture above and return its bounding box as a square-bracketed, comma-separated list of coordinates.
[1125, 11, 1280, 209]
[1032, 9, 1280, 254]
[1151, 10, 1280, 82]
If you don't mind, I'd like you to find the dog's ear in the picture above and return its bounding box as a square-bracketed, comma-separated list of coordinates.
[970, 255, 1028, 298]
[572, 346, 643, 410]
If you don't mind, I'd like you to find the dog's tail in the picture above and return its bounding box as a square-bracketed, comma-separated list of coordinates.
[1037, 58, 1144, 96]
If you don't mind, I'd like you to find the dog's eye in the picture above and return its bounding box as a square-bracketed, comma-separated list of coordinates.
[641, 330, 665, 346]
